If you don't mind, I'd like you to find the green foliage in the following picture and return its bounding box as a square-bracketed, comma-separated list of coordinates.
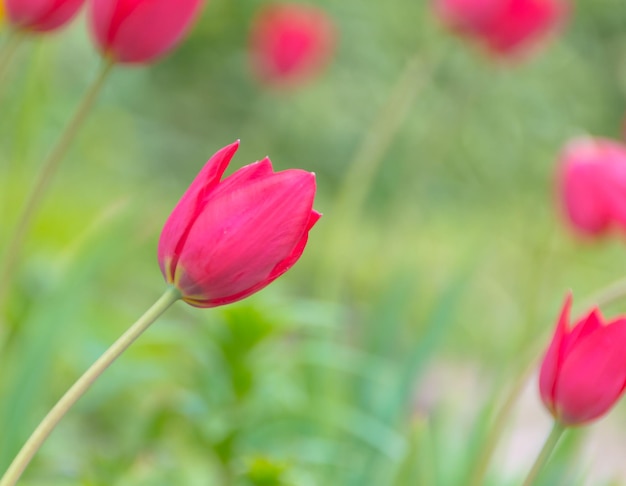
[2, 0, 626, 484]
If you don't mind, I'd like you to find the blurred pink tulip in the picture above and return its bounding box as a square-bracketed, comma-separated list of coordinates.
[433, 0, 567, 58]
[89, 0, 204, 64]
[249, 3, 337, 87]
[158, 141, 320, 308]
[557, 137, 626, 237]
[539, 294, 626, 426]
[5, 0, 84, 32]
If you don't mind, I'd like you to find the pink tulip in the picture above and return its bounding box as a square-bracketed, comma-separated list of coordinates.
[433, 0, 567, 58]
[158, 141, 320, 308]
[557, 137, 626, 237]
[89, 0, 204, 64]
[5, 0, 84, 32]
[249, 3, 337, 87]
[539, 294, 626, 426]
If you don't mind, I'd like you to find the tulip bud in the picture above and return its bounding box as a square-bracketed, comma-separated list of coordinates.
[248, 3, 337, 88]
[5, 0, 84, 32]
[89, 0, 204, 64]
[539, 294, 626, 426]
[433, 0, 567, 58]
[158, 141, 320, 308]
[557, 137, 626, 237]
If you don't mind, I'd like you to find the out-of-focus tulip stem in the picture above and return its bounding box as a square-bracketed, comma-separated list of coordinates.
[467, 356, 538, 486]
[0, 29, 23, 84]
[581, 276, 626, 309]
[334, 54, 426, 220]
[318, 53, 437, 296]
[0, 59, 114, 332]
[522, 421, 566, 486]
[0, 286, 181, 486]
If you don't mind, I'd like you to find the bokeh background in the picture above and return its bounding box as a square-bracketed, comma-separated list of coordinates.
[2, 0, 626, 484]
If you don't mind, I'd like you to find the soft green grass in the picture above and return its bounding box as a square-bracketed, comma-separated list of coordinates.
[2, 0, 626, 484]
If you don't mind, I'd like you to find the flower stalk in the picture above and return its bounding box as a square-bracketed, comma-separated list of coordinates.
[522, 421, 565, 486]
[0, 60, 114, 329]
[0, 286, 181, 486]
[0, 30, 23, 84]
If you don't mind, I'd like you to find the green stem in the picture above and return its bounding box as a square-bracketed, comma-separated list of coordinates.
[317, 54, 438, 296]
[0, 286, 181, 486]
[0, 60, 114, 322]
[522, 421, 565, 486]
[467, 359, 537, 486]
[580, 276, 626, 309]
[333, 54, 427, 221]
[0, 30, 23, 85]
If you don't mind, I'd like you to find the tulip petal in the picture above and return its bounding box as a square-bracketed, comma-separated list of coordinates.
[600, 144, 626, 228]
[202, 157, 275, 206]
[562, 308, 603, 357]
[482, 0, 565, 55]
[91, 0, 203, 63]
[539, 293, 571, 412]
[188, 210, 321, 308]
[176, 169, 316, 305]
[7, 0, 84, 32]
[157, 141, 239, 282]
[559, 139, 613, 236]
[555, 319, 626, 425]
[267, 209, 321, 280]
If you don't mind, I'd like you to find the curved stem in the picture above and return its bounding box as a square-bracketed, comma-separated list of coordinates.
[333, 54, 427, 222]
[580, 276, 626, 310]
[317, 53, 440, 296]
[0, 60, 114, 325]
[467, 358, 538, 486]
[0, 286, 181, 486]
[522, 421, 565, 486]
[0, 30, 23, 85]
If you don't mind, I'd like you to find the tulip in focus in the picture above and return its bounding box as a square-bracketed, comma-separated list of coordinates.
[90, 0, 204, 64]
[5, 0, 84, 32]
[433, 0, 567, 58]
[539, 294, 626, 426]
[557, 137, 626, 237]
[158, 141, 320, 308]
[249, 3, 337, 87]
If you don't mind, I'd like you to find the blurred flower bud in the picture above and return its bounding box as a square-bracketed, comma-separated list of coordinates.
[158, 141, 320, 308]
[557, 137, 626, 237]
[539, 294, 626, 426]
[5, 0, 84, 32]
[249, 3, 337, 88]
[89, 0, 204, 64]
[433, 0, 567, 58]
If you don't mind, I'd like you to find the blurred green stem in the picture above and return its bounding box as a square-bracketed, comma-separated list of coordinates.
[318, 54, 435, 295]
[467, 357, 538, 486]
[0, 60, 114, 328]
[0, 286, 181, 486]
[0, 30, 23, 85]
[522, 421, 565, 486]
[580, 275, 626, 309]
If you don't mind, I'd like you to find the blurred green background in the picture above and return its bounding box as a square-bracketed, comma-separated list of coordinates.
[2, 0, 626, 484]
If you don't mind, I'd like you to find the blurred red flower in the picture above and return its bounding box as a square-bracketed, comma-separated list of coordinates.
[89, 0, 204, 64]
[158, 141, 320, 308]
[5, 0, 84, 32]
[249, 3, 337, 88]
[557, 137, 626, 237]
[433, 0, 567, 58]
[539, 294, 626, 426]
